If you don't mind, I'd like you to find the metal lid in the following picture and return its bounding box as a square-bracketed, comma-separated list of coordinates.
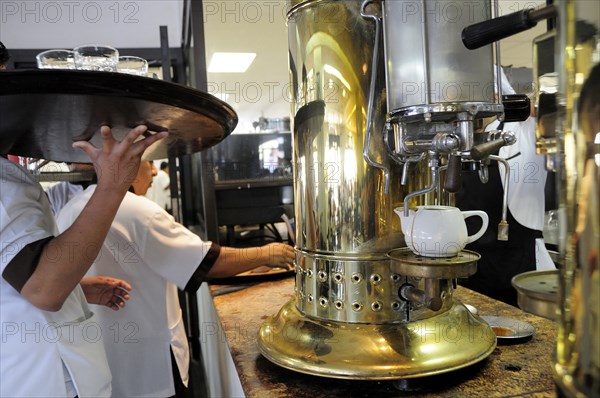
[511, 270, 559, 302]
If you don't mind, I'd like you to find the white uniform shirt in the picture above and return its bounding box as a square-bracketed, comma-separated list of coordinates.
[56, 186, 213, 398]
[145, 170, 171, 211]
[45, 181, 84, 216]
[0, 158, 112, 397]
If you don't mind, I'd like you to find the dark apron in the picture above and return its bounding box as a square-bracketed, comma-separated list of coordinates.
[455, 157, 541, 307]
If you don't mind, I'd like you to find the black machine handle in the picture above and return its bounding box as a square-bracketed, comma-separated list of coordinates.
[470, 139, 506, 161]
[444, 154, 463, 193]
[462, 5, 557, 50]
[502, 94, 531, 122]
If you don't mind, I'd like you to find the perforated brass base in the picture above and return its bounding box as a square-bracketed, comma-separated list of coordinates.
[258, 299, 496, 380]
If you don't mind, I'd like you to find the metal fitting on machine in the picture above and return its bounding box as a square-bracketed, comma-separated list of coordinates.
[432, 133, 461, 153]
[399, 283, 443, 312]
[402, 154, 440, 216]
[488, 154, 511, 240]
[487, 129, 517, 146]
[470, 129, 516, 160]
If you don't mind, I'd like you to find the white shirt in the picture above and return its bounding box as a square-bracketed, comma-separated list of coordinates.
[0, 157, 112, 398]
[488, 118, 555, 270]
[56, 186, 213, 398]
[45, 181, 84, 215]
[145, 170, 171, 211]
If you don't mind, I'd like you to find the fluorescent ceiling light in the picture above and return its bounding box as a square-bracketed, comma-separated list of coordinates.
[208, 52, 256, 73]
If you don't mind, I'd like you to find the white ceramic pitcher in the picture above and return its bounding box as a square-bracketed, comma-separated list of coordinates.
[394, 205, 489, 257]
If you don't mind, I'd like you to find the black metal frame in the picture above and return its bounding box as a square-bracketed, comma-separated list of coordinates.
[179, 2, 214, 385]
[182, 0, 220, 245]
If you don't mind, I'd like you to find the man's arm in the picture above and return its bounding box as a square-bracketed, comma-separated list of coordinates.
[19, 125, 167, 311]
[206, 242, 295, 279]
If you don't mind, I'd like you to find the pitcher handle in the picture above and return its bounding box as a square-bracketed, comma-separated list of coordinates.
[462, 211, 489, 244]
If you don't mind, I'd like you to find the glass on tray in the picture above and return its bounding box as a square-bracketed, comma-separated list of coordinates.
[73, 44, 119, 71]
[117, 55, 149, 76]
[36, 49, 76, 69]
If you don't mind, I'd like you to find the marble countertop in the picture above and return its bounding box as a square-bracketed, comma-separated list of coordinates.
[209, 276, 557, 397]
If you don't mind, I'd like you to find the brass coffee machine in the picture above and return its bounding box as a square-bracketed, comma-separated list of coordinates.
[535, 1, 599, 396]
[460, 0, 599, 395]
[258, 0, 527, 380]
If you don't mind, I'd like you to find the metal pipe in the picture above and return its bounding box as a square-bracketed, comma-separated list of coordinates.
[403, 156, 439, 216]
[384, 121, 406, 167]
[456, 113, 475, 151]
[420, 0, 430, 105]
[360, 0, 390, 193]
[424, 279, 442, 309]
[489, 154, 510, 240]
[400, 153, 426, 186]
[403, 134, 460, 154]
[492, 0, 504, 118]
[437, 164, 448, 204]
[399, 284, 442, 312]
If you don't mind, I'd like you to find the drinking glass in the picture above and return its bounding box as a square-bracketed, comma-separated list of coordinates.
[36, 49, 76, 69]
[73, 44, 119, 71]
[117, 55, 149, 76]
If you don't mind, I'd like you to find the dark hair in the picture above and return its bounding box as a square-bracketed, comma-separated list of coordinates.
[160, 161, 168, 170]
[0, 41, 10, 65]
[578, 63, 600, 116]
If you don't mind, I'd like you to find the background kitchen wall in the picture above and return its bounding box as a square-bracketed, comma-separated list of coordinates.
[0, 0, 184, 48]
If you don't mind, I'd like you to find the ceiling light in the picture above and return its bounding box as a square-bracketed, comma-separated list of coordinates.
[208, 52, 256, 73]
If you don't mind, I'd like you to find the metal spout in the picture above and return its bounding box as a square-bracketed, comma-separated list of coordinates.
[403, 155, 440, 215]
[399, 283, 443, 312]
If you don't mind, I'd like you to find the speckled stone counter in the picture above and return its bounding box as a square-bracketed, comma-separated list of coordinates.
[208, 277, 557, 397]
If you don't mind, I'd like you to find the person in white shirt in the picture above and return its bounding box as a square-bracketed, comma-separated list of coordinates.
[0, 125, 167, 397]
[56, 160, 295, 398]
[145, 160, 171, 212]
[456, 68, 555, 305]
[45, 163, 97, 216]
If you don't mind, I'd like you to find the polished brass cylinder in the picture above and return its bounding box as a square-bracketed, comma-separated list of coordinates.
[287, 0, 404, 261]
[547, 1, 600, 396]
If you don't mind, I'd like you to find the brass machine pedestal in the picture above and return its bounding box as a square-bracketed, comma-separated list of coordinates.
[258, 249, 496, 380]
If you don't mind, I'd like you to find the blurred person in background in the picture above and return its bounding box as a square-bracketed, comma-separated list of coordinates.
[45, 163, 95, 216]
[145, 160, 172, 213]
[56, 160, 295, 398]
